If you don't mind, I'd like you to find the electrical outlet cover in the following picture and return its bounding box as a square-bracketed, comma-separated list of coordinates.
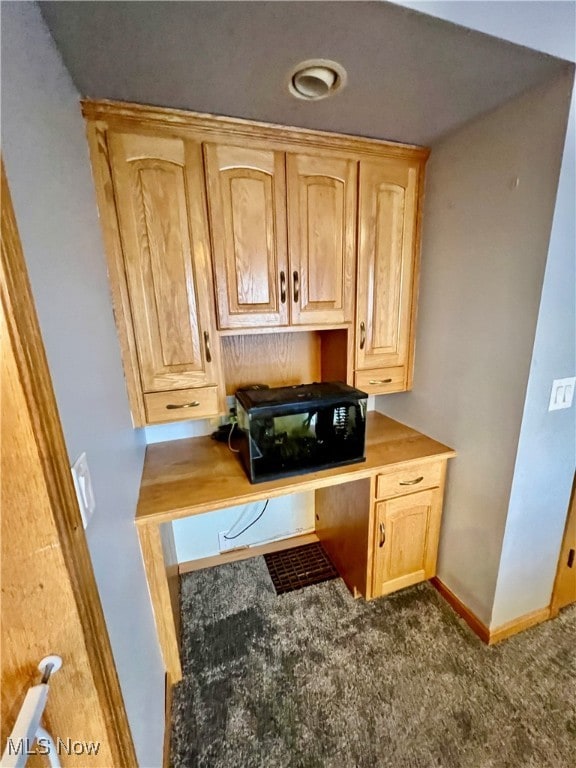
[71, 452, 96, 528]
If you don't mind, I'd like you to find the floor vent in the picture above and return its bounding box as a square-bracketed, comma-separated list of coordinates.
[264, 543, 339, 595]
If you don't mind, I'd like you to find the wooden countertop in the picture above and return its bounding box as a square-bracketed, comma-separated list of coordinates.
[136, 412, 455, 526]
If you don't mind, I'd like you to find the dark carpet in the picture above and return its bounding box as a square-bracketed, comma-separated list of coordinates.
[171, 557, 576, 768]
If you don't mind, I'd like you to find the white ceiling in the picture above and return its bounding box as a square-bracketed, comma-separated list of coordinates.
[37, 1, 570, 146]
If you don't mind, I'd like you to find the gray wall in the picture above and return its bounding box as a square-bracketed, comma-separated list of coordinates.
[491, 89, 576, 625]
[1, 4, 165, 765]
[377, 72, 573, 625]
[392, 0, 576, 628]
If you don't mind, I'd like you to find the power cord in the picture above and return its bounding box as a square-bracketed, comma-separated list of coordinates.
[223, 499, 269, 540]
[228, 420, 239, 453]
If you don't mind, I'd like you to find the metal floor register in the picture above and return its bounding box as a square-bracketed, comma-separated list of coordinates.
[264, 543, 339, 595]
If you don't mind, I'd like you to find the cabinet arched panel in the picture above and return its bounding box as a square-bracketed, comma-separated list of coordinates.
[370, 183, 405, 355]
[225, 170, 276, 307]
[205, 144, 288, 328]
[356, 159, 419, 377]
[134, 163, 201, 372]
[288, 154, 356, 325]
[107, 132, 221, 397]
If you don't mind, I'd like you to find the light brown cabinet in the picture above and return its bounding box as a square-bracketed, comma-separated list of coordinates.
[204, 143, 288, 329]
[83, 101, 428, 426]
[205, 146, 357, 329]
[355, 157, 422, 394]
[286, 153, 357, 325]
[372, 487, 442, 597]
[94, 129, 225, 425]
[316, 455, 447, 602]
[371, 460, 445, 598]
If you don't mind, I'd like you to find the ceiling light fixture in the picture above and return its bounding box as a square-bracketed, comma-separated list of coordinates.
[288, 59, 347, 101]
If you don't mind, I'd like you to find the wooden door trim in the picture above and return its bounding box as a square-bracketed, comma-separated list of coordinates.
[1, 160, 138, 765]
[550, 473, 576, 617]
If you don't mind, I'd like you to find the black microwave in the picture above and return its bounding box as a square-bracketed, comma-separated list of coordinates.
[235, 382, 368, 484]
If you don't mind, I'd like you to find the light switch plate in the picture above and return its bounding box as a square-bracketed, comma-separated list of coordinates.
[549, 377, 576, 411]
[71, 452, 96, 528]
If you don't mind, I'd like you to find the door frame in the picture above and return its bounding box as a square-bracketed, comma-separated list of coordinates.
[550, 472, 576, 617]
[1, 159, 138, 765]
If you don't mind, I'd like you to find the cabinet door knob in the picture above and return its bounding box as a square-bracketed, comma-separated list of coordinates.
[293, 271, 299, 303]
[166, 401, 200, 410]
[280, 271, 286, 304]
[379, 522, 386, 548]
[369, 379, 392, 385]
[399, 476, 424, 486]
[204, 331, 212, 363]
[359, 321, 366, 350]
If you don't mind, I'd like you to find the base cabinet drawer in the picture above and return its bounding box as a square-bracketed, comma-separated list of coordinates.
[143, 387, 220, 424]
[354, 366, 405, 394]
[372, 487, 443, 598]
[376, 460, 444, 500]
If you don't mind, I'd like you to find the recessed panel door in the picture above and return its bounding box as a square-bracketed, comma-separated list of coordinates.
[287, 153, 357, 325]
[204, 144, 288, 329]
[356, 158, 419, 370]
[373, 487, 442, 597]
[108, 132, 218, 393]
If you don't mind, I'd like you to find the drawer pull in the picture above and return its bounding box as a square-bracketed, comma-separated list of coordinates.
[379, 522, 386, 548]
[399, 476, 424, 486]
[293, 270, 299, 303]
[359, 321, 366, 350]
[204, 331, 212, 363]
[369, 378, 392, 385]
[165, 401, 200, 410]
[280, 271, 286, 304]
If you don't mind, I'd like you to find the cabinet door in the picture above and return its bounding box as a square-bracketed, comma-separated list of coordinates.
[356, 158, 420, 372]
[372, 488, 442, 597]
[287, 153, 357, 325]
[204, 144, 288, 329]
[108, 132, 220, 394]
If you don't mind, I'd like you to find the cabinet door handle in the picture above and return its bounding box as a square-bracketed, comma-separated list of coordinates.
[399, 476, 424, 486]
[369, 379, 392, 385]
[379, 522, 386, 548]
[204, 331, 212, 363]
[280, 271, 286, 304]
[359, 321, 366, 350]
[166, 401, 200, 410]
[293, 271, 299, 303]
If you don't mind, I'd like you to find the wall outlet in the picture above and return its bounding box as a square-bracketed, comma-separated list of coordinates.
[71, 452, 96, 528]
[549, 377, 576, 411]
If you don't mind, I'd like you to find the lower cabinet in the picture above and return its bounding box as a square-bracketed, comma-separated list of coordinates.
[315, 458, 448, 601]
[371, 487, 442, 598]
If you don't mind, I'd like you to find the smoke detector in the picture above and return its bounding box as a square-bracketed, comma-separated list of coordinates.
[288, 59, 347, 101]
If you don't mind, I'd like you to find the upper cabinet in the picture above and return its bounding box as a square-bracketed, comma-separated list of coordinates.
[204, 144, 288, 329]
[205, 147, 357, 330]
[108, 132, 218, 392]
[286, 153, 356, 326]
[89, 126, 225, 426]
[83, 101, 428, 425]
[354, 157, 422, 395]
